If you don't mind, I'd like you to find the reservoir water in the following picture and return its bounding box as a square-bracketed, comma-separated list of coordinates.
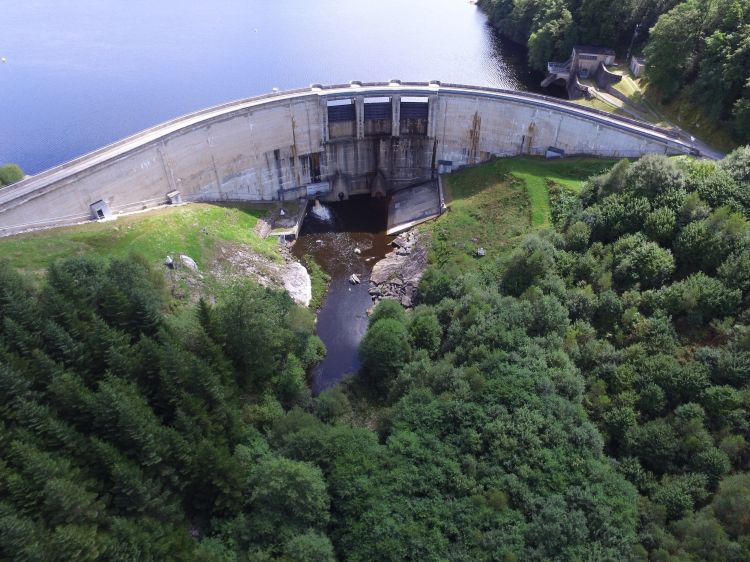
[0, 0, 541, 174]
[1, 0, 543, 391]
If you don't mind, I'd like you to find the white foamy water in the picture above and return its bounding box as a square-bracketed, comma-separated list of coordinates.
[311, 200, 333, 222]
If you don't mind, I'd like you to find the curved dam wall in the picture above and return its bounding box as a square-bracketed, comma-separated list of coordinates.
[0, 81, 694, 236]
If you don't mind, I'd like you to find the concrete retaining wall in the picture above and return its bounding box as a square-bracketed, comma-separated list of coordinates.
[0, 81, 694, 236]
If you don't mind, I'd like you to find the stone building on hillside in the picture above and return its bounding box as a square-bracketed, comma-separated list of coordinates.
[542, 45, 619, 99]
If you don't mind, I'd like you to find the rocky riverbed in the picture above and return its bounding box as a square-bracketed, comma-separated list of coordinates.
[369, 230, 430, 308]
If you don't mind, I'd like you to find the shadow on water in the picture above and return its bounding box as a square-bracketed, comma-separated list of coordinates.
[483, 25, 570, 99]
[291, 195, 393, 394]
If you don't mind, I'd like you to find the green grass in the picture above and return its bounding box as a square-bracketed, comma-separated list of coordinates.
[502, 157, 616, 227]
[431, 157, 616, 270]
[299, 254, 331, 311]
[0, 203, 279, 278]
[647, 90, 738, 153]
[613, 74, 639, 97]
[573, 96, 624, 115]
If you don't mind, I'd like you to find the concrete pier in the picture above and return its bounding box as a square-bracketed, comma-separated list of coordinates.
[0, 81, 698, 237]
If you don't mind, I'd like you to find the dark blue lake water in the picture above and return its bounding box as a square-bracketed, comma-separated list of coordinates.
[0, 0, 539, 174]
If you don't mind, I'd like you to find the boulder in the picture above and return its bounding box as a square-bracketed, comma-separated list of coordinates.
[180, 254, 198, 271]
[282, 262, 312, 307]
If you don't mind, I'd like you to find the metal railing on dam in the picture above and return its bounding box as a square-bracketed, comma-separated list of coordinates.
[0, 81, 697, 236]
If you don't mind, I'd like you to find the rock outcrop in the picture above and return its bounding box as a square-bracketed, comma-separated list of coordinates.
[369, 230, 430, 308]
[212, 243, 312, 307]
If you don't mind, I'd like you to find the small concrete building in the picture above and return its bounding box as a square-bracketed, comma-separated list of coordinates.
[630, 56, 646, 78]
[89, 199, 112, 220]
[572, 46, 616, 79]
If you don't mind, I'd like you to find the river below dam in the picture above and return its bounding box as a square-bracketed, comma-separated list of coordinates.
[3, 0, 556, 390]
[291, 197, 393, 393]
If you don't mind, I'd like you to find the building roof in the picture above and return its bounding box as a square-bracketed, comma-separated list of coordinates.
[573, 45, 616, 56]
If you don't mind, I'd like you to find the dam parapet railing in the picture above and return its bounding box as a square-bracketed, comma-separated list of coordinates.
[0, 81, 698, 236]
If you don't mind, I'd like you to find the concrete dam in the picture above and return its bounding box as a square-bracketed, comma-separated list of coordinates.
[0, 81, 696, 236]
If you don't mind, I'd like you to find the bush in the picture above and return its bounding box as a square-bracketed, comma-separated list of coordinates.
[417, 266, 457, 305]
[711, 472, 750, 538]
[652, 474, 708, 521]
[314, 387, 351, 423]
[247, 456, 330, 542]
[718, 145, 750, 185]
[359, 318, 412, 393]
[694, 168, 744, 212]
[587, 194, 651, 242]
[625, 418, 678, 474]
[690, 448, 730, 489]
[565, 221, 591, 252]
[368, 298, 407, 327]
[0, 163, 23, 186]
[612, 233, 675, 289]
[656, 273, 741, 327]
[624, 154, 686, 198]
[408, 308, 442, 356]
[675, 208, 748, 273]
[282, 531, 335, 562]
[502, 236, 557, 295]
[302, 335, 327, 369]
[644, 208, 677, 244]
[718, 245, 750, 294]
[677, 192, 711, 225]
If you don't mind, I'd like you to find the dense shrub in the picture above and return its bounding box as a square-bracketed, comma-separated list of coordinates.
[359, 318, 412, 392]
[611, 233, 675, 289]
[0, 163, 23, 186]
[656, 273, 741, 326]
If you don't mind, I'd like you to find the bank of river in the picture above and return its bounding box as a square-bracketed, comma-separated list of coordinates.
[291, 196, 393, 392]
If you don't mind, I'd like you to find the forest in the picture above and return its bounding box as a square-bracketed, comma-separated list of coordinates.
[478, 0, 750, 143]
[1, 147, 750, 560]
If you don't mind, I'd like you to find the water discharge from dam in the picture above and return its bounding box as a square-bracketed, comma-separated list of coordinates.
[291, 196, 393, 393]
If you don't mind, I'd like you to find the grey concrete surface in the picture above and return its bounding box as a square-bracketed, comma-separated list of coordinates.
[0, 81, 703, 237]
[387, 181, 441, 234]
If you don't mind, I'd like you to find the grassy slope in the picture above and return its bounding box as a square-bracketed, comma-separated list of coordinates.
[611, 70, 738, 153]
[0, 203, 279, 278]
[504, 157, 615, 226]
[431, 156, 615, 270]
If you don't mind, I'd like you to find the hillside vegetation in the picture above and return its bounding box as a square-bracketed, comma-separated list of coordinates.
[362, 146, 750, 560]
[2, 149, 750, 560]
[478, 0, 750, 143]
